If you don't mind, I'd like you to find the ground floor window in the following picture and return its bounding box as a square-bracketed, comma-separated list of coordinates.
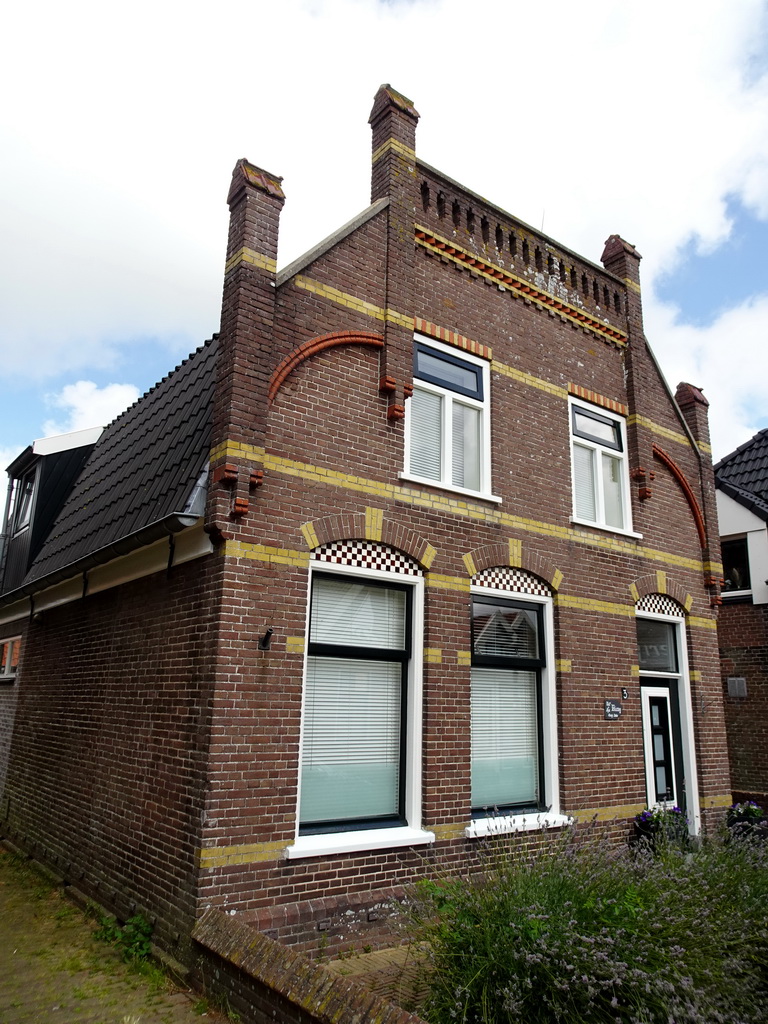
[470, 590, 547, 816]
[299, 571, 413, 834]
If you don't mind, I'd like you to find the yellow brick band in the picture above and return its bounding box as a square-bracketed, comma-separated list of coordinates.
[572, 802, 646, 822]
[209, 445, 710, 575]
[198, 840, 287, 869]
[293, 276, 412, 328]
[223, 540, 310, 568]
[631, 665, 640, 677]
[508, 538, 522, 567]
[684, 593, 694, 612]
[703, 794, 733, 809]
[457, 651, 472, 666]
[493, 359, 569, 399]
[556, 659, 573, 673]
[628, 415, 691, 450]
[426, 572, 470, 592]
[629, 583, 640, 602]
[690, 670, 702, 682]
[462, 552, 477, 577]
[556, 595, 636, 618]
[688, 616, 718, 630]
[286, 637, 305, 655]
[551, 568, 563, 592]
[704, 560, 724, 575]
[430, 822, 468, 841]
[224, 247, 277, 275]
[624, 278, 642, 294]
[300, 522, 319, 550]
[424, 648, 443, 664]
[656, 570, 667, 594]
[372, 137, 417, 164]
[365, 506, 383, 541]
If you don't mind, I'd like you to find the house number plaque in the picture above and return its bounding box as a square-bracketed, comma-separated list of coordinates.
[604, 699, 623, 720]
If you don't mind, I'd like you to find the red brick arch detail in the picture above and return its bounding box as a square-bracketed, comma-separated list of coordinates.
[467, 541, 562, 591]
[631, 574, 691, 612]
[652, 443, 707, 549]
[268, 331, 385, 404]
[304, 513, 435, 569]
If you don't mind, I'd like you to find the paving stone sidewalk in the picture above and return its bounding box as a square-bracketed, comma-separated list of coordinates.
[0, 844, 229, 1024]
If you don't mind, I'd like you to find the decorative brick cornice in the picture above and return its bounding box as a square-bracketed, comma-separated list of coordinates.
[268, 331, 384, 404]
[300, 512, 437, 569]
[415, 226, 628, 347]
[414, 318, 492, 360]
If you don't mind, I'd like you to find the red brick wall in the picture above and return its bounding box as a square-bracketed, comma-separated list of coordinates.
[719, 600, 768, 801]
[0, 559, 217, 959]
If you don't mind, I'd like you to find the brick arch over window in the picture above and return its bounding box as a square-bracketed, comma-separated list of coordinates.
[472, 565, 553, 598]
[268, 331, 384, 404]
[463, 539, 563, 592]
[630, 572, 692, 613]
[311, 540, 423, 577]
[635, 592, 687, 617]
[301, 510, 436, 570]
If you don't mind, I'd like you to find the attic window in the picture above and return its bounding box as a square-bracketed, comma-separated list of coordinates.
[8, 469, 36, 535]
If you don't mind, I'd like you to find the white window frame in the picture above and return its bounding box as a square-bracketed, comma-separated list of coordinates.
[636, 611, 700, 835]
[720, 534, 752, 599]
[569, 397, 639, 537]
[465, 587, 568, 838]
[287, 560, 433, 859]
[402, 335, 499, 503]
[0, 636, 21, 682]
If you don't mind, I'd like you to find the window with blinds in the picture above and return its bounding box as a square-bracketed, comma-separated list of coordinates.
[406, 338, 489, 495]
[471, 595, 545, 814]
[570, 400, 630, 532]
[299, 574, 411, 833]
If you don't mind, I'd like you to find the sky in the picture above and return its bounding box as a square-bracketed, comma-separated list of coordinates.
[2, 0, 768, 512]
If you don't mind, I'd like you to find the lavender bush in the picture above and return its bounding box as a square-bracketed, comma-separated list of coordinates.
[410, 822, 768, 1023]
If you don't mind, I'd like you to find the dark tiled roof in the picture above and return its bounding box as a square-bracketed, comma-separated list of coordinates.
[715, 428, 768, 523]
[23, 336, 218, 587]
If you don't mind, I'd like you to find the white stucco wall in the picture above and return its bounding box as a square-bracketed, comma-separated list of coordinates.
[717, 489, 768, 605]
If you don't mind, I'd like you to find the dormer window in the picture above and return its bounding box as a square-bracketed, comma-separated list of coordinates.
[9, 469, 36, 534]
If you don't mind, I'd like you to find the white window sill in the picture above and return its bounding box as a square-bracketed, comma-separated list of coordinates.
[721, 590, 752, 600]
[399, 473, 502, 504]
[465, 812, 572, 839]
[570, 517, 643, 540]
[284, 826, 436, 860]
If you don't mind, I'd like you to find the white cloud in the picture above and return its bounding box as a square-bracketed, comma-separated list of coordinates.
[1, 0, 767, 460]
[42, 381, 140, 437]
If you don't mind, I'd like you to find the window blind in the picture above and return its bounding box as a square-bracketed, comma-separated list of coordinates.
[471, 667, 538, 808]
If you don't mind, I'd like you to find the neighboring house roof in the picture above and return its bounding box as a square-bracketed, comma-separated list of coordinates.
[715, 428, 768, 524]
[12, 335, 218, 596]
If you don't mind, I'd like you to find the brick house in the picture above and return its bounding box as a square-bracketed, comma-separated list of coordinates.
[0, 85, 731, 966]
[715, 429, 768, 805]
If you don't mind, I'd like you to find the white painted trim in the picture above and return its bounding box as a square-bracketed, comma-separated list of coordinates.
[465, 812, 572, 839]
[32, 426, 103, 456]
[285, 826, 435, 860]
[398, 473, 502, 504]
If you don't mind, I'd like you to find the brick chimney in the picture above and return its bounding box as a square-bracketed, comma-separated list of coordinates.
[208, 159, 284, 534]
[369, 85, 420, 419]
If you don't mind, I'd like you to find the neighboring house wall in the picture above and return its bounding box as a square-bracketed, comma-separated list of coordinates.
[717, 488, 768, 803]
[0, 558, 217, 959]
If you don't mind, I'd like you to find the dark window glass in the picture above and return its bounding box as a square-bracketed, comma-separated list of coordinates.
[572, 406, 622, 451]
[414, 344, 483, 400]
[637, 618, 678, 673]
[722, 538, 751, 593]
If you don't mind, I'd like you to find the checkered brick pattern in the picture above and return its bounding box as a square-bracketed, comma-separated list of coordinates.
[312, 541, 422, 576]
[473, 567, 551, 596]
[636, 593, 683, 617]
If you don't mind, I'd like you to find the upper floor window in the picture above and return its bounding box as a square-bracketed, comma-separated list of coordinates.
[721, 536, 751, 596]
[8, 469, 36, 535]
[0, 637, 21, 682]
[569, 399, 631, 533]
[404, 337, 492, 498]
